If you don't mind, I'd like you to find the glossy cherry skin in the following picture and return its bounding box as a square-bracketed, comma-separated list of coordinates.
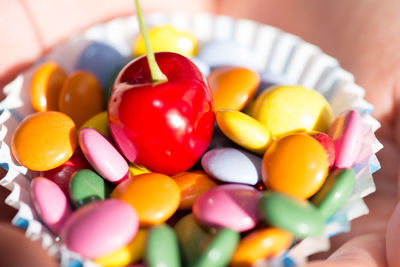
[108, 52, 214, 175]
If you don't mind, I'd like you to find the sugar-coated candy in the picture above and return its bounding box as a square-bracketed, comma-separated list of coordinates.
[252, 85, 333, 139]
[95, 229, 148, 267]
[193, 184, 260, 232]
[128, 163, 151, 177]
[79, 128, 128, 183]
[174, 214, 210, 266]
[60, 199, 139, 259]
[112, 173, 180, 226]
[329, 110, 363, 168]
[30, 61, 67, 112]
[262, 134, 329, 199]
[310, 132, 335, 168]
[146, 225, 181, 267]
[134, 25, 197, 58]
[58, 71, 104, 128]
[216, 109, 271, 154]
[230, 228, 293, 267]
[258, 191, 325, 238]
[69, 169, 111, 207]
[207, 66, 260, 111]
[11, 111, 77, 171]
[201, 147, 262, 185]
[31, 177, 72, 235]
[312, 168, 356, 220]
[172, 170, 217, 210]
[193, 228, 240, 267]
[80, 111, 111, 139]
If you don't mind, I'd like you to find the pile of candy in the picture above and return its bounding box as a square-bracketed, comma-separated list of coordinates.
[0, 13, 381, 267]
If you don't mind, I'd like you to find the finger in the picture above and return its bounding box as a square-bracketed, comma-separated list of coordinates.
[386, 201, 400, 267]
[303, 234, 386, 267]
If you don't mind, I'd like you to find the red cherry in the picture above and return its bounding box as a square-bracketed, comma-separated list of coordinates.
[310, 132, 335, 168]
[39, 148, 91, 195]
[108, 52, 214, 175]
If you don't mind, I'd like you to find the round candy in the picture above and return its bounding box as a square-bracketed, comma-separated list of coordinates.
[30, 61, 67, 112]
[262, 134, 329, 199]
[95, 228, 148, 267]
[80, 111, 111, 139]
[79, 128, 129, 183]
[207, 66, 260, 111]
[11, 111, 77, 171]
[134, 25, 197, 58]
[310, 132, 335, 168]
[69, 169, 111, 207]
[312, 168, 356, 220]
[60, 199, 139, 258]
[193, 228, 240, 267]
[39, 148, 91, 195]
[216, 109, 271, 154]
[252, 85, 333, 138]
[146, 225, 181, 267]
[31, 177, 72, 235]
[174, 214, 210, 266]
[172, 170, 217, 210]
[193, 184, 260, 232]
[231, 228, 293, 266]
[201, 147, 262, 185]
[258, 191, 325, 238]
[328, 110, 363, 168]
[112, 173, 180, 226]
[58, 71, 104, 128]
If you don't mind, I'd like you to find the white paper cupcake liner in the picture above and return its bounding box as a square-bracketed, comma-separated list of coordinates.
[0, 12, 383, 267]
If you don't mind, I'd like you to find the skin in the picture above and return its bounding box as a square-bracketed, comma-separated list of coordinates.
[1, 0, 400, 266]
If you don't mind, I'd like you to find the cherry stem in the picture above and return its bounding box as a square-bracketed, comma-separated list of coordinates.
[135, 0, 168, 82]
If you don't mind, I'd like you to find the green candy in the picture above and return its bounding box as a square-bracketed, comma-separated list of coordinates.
[174, 214, 211, 266]
[312, 168, 356, 220]
[193, 228, 240, 267]
[146, 224, 181, 267]
[258, 191, 324, 238]
[69, 169, 111, 208]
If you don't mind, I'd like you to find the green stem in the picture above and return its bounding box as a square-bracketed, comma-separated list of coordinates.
[135, 0, 168, 82]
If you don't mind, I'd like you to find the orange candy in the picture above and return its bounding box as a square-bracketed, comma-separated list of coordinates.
[11, 111, 77, 171]
[30, 62, 67, 112]
[262, 134, 329, 199]
[58, 71, 104, 128]
[112, 173, 180, 226]
[172, 170, 217, 210]
[231, 228, 293, 267]
[207, 67, 260, 111]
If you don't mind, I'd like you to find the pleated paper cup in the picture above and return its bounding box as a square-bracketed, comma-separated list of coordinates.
[0, 13, 382, 266]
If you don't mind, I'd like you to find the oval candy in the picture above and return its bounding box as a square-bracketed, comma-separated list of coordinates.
[216, 110, 271, 154]
[193, 184, 260, 232]
[30, 61, 67, 112]
[31, 177, 72, 235]
[58, 71, 104, 128]
[60, 199, 139, 258]
[262, 134, 329, 199]
[69, 169, 111, 207]
[79, 128, 129, 183]
[207, 66, 260, 111]
[328, 110, 363, 168]
[258, 191, 325, 238]
[11, 111, 77, 171]
[201, 147, 262, 185]
[146, 225, 181, 267]
[252, 85, 333, 139]
[80, 111, 111, 139]
[112, 173, 180, 226]
[172, 171, 217, 210]
[312, 168, 356, 220]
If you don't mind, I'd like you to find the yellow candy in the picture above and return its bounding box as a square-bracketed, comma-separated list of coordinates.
[128, 163, 151, 177]
[80, 111, 110, 139]
[216, 110, 271, 154]
[133, 25, 197, 58]
[95, 228, 148, 267]
[252, 86, 333, 138]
